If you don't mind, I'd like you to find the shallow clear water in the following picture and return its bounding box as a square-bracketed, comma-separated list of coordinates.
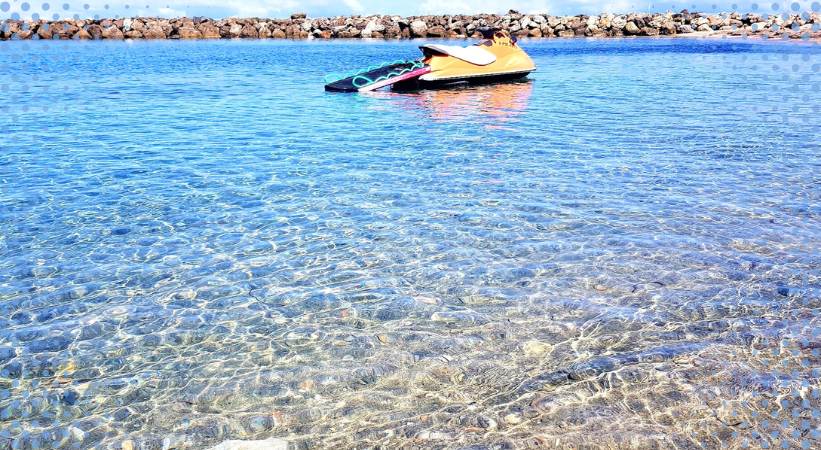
[1, 37, 820, 449]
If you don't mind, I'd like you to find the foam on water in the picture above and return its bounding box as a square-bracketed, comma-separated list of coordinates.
[0, 38, 820, 449]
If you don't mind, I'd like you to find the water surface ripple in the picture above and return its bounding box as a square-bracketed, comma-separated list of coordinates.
[0, 38, 820, 449]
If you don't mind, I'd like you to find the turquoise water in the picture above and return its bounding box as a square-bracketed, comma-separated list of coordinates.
[1, 38, 820, 449]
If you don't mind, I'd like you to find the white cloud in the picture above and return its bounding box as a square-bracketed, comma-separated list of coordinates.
[344, 0, 366, 13]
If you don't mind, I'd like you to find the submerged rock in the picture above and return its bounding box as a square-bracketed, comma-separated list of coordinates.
[208, 437, 289, 450]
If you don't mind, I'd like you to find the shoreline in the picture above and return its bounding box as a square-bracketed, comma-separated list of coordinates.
[2, 10, 819, 42]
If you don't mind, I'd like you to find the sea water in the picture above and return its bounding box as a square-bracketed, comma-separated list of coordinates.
[0, 38, 820, 449]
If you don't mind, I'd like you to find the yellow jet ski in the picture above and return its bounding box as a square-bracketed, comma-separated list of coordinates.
[408, 29, 536, 89]
[324, 29, 535, 92]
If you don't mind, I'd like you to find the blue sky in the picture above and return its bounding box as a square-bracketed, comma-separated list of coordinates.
[1, 0, 810, 20]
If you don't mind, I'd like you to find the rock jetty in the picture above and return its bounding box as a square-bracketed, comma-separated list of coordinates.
[1, 10, 820, 41]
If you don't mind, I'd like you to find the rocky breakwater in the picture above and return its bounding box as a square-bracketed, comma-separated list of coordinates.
[1, 10, 820, 41]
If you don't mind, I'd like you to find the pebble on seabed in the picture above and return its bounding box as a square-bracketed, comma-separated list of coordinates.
[523, 340, 552, 357]
[207, 437, 289, 450]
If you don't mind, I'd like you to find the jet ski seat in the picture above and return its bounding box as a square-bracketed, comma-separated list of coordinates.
[419, 44, 497, 66]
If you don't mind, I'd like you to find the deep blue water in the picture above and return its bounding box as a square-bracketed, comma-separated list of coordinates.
[1, 38, 820, 449]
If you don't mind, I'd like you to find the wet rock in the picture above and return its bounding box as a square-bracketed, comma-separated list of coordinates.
[777, 286, 799, 297]
[430, 310, 486, 325]
[28, 335, 72, 353]
[61, 389, 79, 406]
[1, 361, 23, 378]
[0, 347, 16, 364]
[504, 412, 524, 425]
[209, 437, 289, 450]
[79, 323, 104, 341]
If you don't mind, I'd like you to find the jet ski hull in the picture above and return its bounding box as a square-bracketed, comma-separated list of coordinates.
[325, 61, 430, 92]
[392, 70, 533, 90]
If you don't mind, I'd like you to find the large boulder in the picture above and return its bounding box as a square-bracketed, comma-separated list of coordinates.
[385, 25, 401, 38]
[85, 24, 103, 39]
[52, 22, 80, 39]
[101, 25, 124, 39]
[130, 19, 146, 31]
[427, 25, 446, 37]
[291, 13, 306, 20]
[72, 28, 92, 39]
[660, 20, 676, 34]
[229, 23, 243, 38]
[3, 20, 21, 38]
[410, 20, 427, 37]
[240, 24, 258, 38]
[678, 24, 694, 33]
[624, 21, 640, 35]
[177, 26, 201, 39]
[751, 21, 768, 32]
[611, 16, 627, 30]
[15, 29, 34, 39]
[362, 19, 385, 38]
[36, 23, 53, 39]
[142, 26, 166, 39]
[197, 22, 220, 38]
